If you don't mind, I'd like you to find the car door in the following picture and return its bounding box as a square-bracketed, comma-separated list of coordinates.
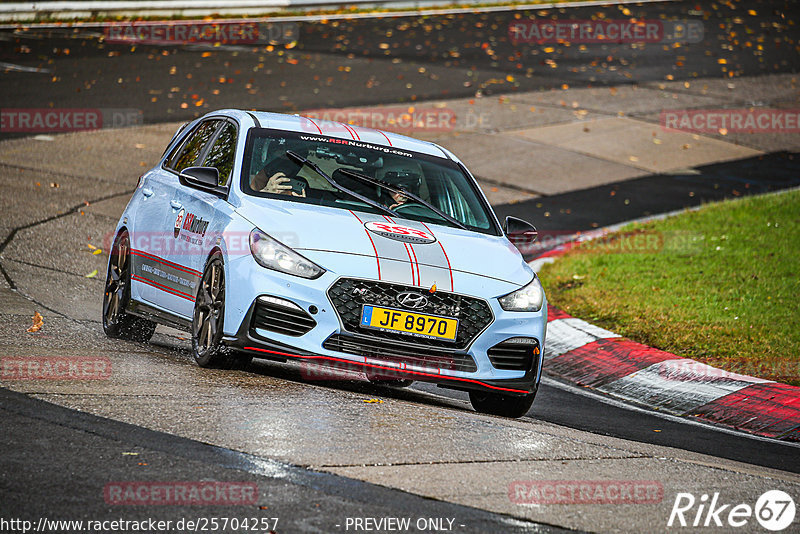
[135, 119, 223, 318]
[164, 118, 239, 319]
[128, 125, 196, 308]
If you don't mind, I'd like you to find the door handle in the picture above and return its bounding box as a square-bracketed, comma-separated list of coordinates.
[142, 188, 154, 197]
[170, 200, 183, 210]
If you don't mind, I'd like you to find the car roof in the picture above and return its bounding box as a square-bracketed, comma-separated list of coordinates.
[211, 109, 455, 160]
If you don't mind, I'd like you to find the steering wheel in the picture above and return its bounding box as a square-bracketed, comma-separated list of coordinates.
[391, 201, 428, 215]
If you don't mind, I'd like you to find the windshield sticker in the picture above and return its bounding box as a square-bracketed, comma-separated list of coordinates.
[298, 135, 414, 158]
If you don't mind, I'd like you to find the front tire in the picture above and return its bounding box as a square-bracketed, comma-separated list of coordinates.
[192, 253, 251, 369]
[102, 230, 156, 342]
[469, 389, 536, 418]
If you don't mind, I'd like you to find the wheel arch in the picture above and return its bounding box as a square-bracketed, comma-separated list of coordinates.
[110, 225, 129, 247]
[106, 226, 130, 278]
[206, 246, 224, 265]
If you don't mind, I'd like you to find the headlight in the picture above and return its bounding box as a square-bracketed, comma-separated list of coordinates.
[249, 229, 324, 279]
[498, 276, 544, 312]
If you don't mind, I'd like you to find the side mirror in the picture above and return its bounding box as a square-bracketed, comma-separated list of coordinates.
[504, 216, 538, 249]
[180, 166, 219, 188]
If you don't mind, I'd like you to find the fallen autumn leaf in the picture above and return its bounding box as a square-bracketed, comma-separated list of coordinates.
[27, 311, 43, 333]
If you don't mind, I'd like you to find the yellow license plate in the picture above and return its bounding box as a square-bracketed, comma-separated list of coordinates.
[360, 305, 458, 341]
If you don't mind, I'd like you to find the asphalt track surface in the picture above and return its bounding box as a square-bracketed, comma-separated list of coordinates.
[1, 0, 799, 529]
[497, 151, 800, 242]
[1, 387, 558, 532]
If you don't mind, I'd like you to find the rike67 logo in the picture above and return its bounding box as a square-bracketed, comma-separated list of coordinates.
[668, 490, 795, 531]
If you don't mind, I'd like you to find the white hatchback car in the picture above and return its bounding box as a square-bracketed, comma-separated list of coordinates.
[103, 110, 546, 417]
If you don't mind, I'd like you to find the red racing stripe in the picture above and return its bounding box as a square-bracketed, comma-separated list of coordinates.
[349, 210, 381, 280]
[408, 244, 421, 287]
[131, 249, 202, 277]
[337, 122, 355, 139]
[377, 130, 392, 146]
[692, 382, 800, 440]
[348, 209, 364, 224]
[364, 231, 382, 280]
[548, 338, 675, 388]
[403, 243, 416, 285]
[132, 274, 196, 302]
[436, 241, 453, 292]
[303, 116, 323, 134]
[381, 215, 416, 285]
[420, 222, 453, 291]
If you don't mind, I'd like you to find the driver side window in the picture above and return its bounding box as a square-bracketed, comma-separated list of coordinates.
[202, 122, 237, 186]
[167, 120, 221, 172]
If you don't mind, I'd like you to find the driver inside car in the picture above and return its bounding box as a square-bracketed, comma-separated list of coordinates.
[377, 162, 424, 210]
[250, 154, 306, 197]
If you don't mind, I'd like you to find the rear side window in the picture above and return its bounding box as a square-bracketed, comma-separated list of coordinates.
[203, 122, 237, 186]
[168, 120, 220, 172]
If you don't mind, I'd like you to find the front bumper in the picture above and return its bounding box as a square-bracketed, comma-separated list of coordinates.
[223, 254, 546, 396]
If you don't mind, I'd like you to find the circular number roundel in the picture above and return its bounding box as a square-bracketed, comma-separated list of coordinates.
[365, 222, 436, 245]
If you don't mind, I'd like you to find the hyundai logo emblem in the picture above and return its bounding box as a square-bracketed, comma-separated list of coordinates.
[396, 291, 428, 309]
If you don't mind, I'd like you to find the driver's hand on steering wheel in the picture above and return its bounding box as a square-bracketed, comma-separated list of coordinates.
[263, 172, 306, 197]
[388, 190, 409, 210]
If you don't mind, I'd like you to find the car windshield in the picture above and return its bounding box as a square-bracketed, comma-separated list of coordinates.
[240, 128, 499, 234]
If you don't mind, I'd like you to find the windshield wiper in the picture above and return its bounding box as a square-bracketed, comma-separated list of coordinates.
[284, 151, 398, 218]
[337, 168, 468, 231]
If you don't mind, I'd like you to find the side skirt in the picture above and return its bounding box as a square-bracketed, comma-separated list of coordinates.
[128, 299, 192, 331]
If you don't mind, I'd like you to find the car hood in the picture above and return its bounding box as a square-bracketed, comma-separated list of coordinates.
[235, 197, 532, 292]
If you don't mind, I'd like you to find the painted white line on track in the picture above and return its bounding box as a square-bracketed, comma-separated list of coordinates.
[0, 61, 51, 73]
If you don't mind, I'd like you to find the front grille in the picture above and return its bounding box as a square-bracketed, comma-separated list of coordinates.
[327, 278, 493, 349]
[251, 298, 316, 337]
[487, 338, 540, 371]
[323, 333, 478, 373]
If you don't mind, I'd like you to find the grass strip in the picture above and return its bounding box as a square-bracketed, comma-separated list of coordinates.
[539, 189, 800, 386]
